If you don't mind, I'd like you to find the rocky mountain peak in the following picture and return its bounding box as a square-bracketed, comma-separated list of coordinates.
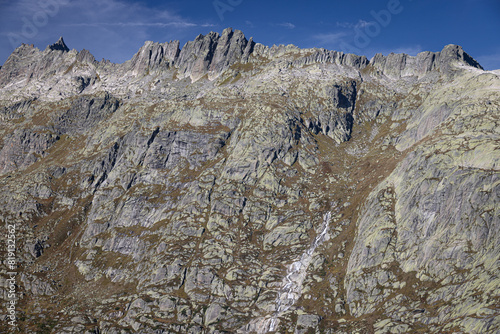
[75, 49, 96, 64]
[369, 43, 483, 78]
[124, 28, 253, 79]
[47, 36, 70, 52]
[128, 39, 180, 74]
[440, 43, 483, 69]
[173, 27, 253, 80]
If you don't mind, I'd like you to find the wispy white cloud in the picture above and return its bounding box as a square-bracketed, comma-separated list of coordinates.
[392, 45, 423, 56]
[64, 22, 214, 28]
[336, 22, 353, 29]
[277, 22, 295, 29]
[313, 32, 348, 47]
[64, 0, 203, 30]
[336, 20, 371, 30]
[355, 20, 372, 29]
[0, 0, 217, 63]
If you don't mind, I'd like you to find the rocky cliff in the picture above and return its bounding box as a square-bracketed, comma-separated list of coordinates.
[0, 28, 498, 334]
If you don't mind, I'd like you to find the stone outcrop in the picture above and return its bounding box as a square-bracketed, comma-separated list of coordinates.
[47, 36, 70, 52]
[175, 28, 254, 80]
[370, 44, 483, 78]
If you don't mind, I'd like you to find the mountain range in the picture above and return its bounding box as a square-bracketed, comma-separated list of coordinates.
[0, 28, 498, 333]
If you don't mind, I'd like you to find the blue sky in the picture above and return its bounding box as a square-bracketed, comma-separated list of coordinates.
[0, 0, 499, 69]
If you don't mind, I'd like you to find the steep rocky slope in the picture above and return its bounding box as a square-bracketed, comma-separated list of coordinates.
[0, 28, 498, 333]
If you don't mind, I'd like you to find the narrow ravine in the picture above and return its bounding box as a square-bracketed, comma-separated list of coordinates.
[240, 212, 332, 333]
[266, 211, 331, 331]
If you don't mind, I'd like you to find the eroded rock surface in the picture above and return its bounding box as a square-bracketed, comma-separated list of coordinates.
[0, 29, 498, 333]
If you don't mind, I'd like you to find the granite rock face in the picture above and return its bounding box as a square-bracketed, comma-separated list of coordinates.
[0, 29, 498, 334]
[370, 44, 484, 78]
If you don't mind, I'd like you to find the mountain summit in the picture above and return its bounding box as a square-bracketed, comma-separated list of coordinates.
[0, 29, 498, 334]
[47, 36, 69, 52]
